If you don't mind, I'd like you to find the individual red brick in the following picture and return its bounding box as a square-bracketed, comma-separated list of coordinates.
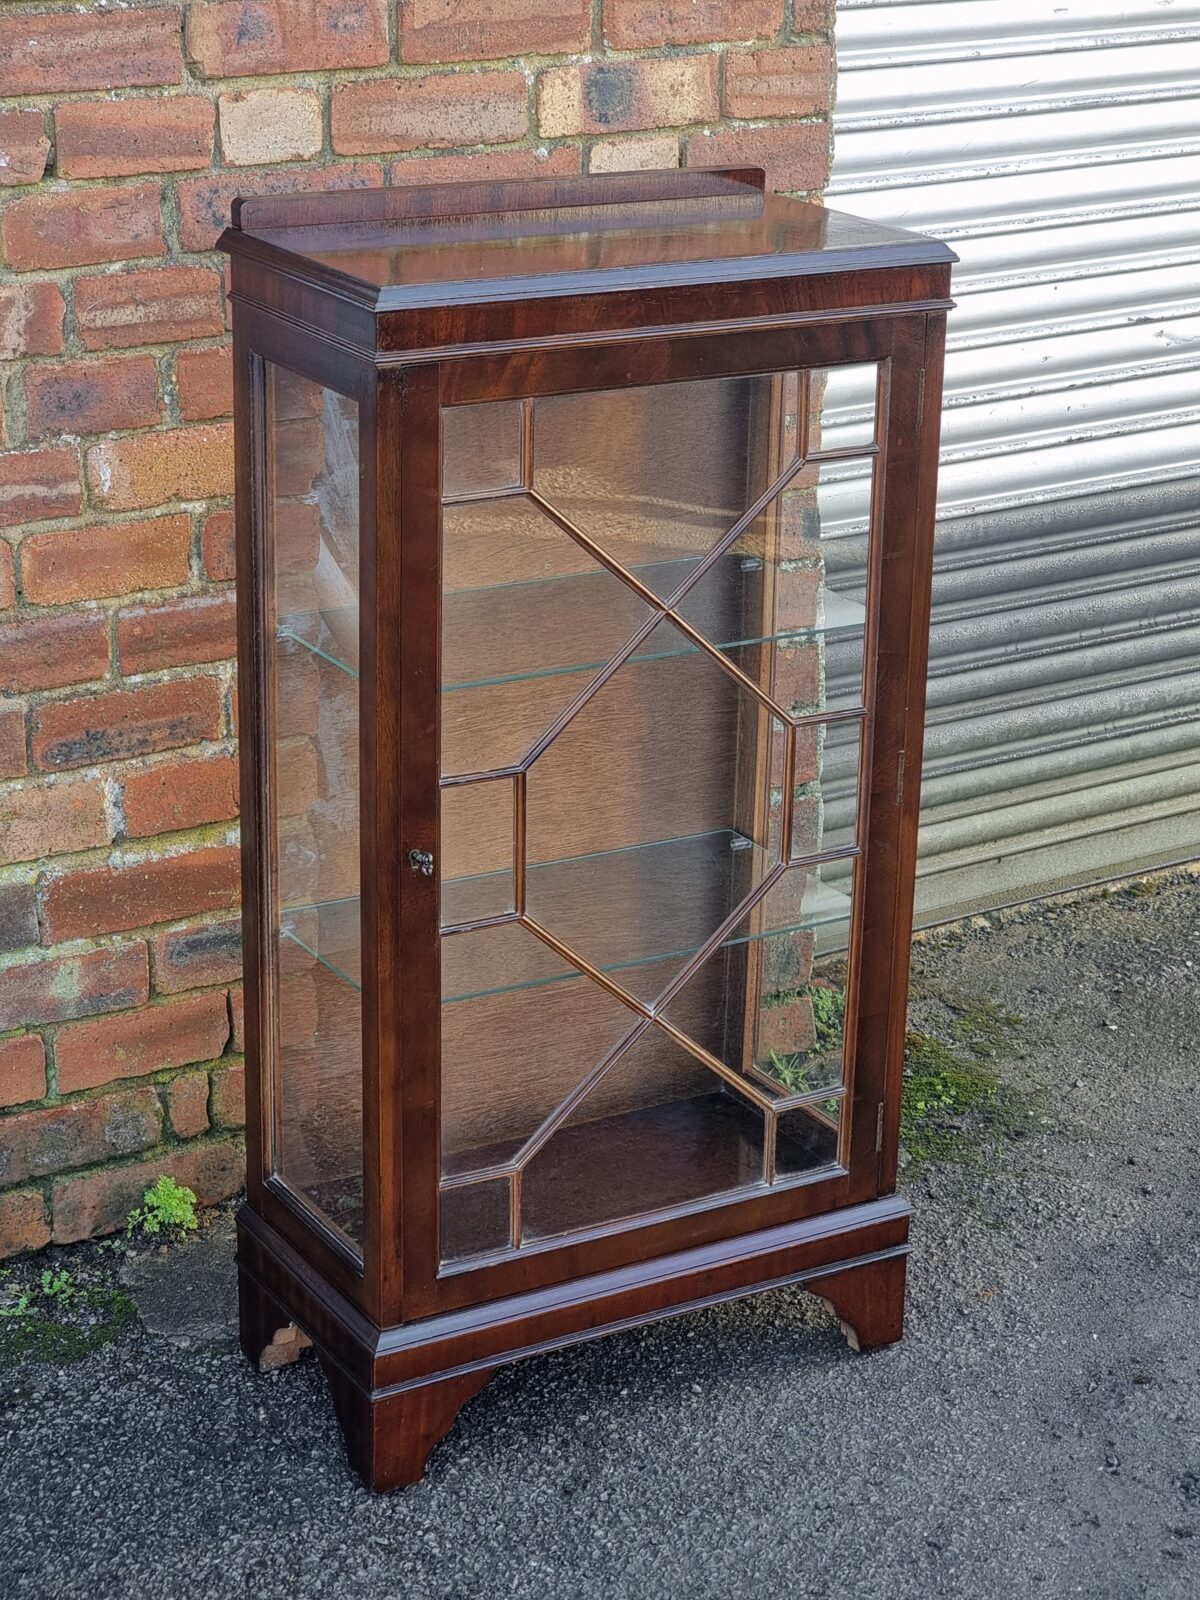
[87, 423, 234, 512]
[75, 265, 225, 353]
[723, 46, 832, 119]
[0, 446, 82, 530]
[0, 1189, 50, 1258]
[0, 882, 38, 952]
[270, 417, 326, 499]
[176, 161, 385, 251]
[758, 994, 816, 1058]
[201, 511, 236, 581]
[0, 283, 64, 363]
[686, 123, 831, 195]
[211, 1060, 245, 1128]
[333, 72, 527, 156]
[401, 0, 589, 60]
[0, 611, 107, 694]
[24, 356, 162, 442]
[21, 514, 192, 606]
[391, 143, 582, 188]
[122, 754, 239, 839]
[0, 109, 49, 187]
[32, 679, 224, 774]
[604, 0, 783, 46]
[0, 777, 110, 867]
[0, 10, 183, 96]
[55, 97, 214, 181]
[187, 0, 388, 77]
[41, 844, 241, 944]
[177, 347, 233, 421]
[588, 135, 680, 173]
[0, 710, 22, 781]
[538, 56, 718, 138]
[0, 944, 149, 1031]
[166, 1070, 210, 1138]
[0, 1035, 46, 1108]
[219, 87, 322, 165]
[151, 918, 241, 995]
[117, 592, 237, 673]
[2, 184, 164, 272]
[52, 1136, 243, 1242]
[3, 1088, 161, 1187]
[229, 984, 244, 1051]
[793, 0, 835, 30]
[56, 990, 231, 1094]
[0, 542, 13, 609]
[273, 738, 319, 820]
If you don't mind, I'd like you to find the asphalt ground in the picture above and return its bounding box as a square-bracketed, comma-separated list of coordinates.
[2, 874, 1198, 1599]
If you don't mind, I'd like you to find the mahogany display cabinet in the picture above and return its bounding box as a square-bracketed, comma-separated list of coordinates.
[219, 168, 954, 1491]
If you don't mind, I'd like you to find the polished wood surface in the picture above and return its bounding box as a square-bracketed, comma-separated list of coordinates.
[221, 168, 952, 1490]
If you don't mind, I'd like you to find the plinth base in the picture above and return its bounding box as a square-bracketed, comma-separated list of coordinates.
[236, 1195, 910, 1491]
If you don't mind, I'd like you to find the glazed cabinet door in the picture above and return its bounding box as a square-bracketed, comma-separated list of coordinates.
[411, 325, 921, 1302]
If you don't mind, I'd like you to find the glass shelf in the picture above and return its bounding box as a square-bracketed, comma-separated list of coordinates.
[279, 609, 861, 691]
[280, 830, 854, 1005]
[278, 547, 870, 691]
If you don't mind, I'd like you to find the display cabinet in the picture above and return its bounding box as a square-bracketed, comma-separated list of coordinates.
[219, 168, 954, 1490]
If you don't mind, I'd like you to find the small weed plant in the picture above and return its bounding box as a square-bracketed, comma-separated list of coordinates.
[0, 1266, 134, 1363]
[126, 1176, 199, 1242]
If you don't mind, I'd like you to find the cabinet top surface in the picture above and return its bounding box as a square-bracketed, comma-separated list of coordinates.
[218, 168, 955, 312]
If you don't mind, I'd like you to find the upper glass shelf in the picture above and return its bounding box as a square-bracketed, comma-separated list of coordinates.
[278, 577, 865, 695]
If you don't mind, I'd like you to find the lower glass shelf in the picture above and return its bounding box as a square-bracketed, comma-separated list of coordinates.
[279, 830, 854, 1005]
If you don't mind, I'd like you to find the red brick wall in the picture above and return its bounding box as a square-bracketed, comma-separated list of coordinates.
[0, 1, 835, 1256]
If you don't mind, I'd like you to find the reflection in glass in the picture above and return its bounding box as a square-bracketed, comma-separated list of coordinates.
[810, 364, 878, 453]
[524, 614, 788, 1003]
[440, 922, 639, 1177]
[441, 779, 514, 927]
[441, 1176, 512, 1264]
[660, 864, 853, 1102]
[268, 365, 363, 1249]
[437, 366, 880, 1264]
[520, 1030, 763, 1243]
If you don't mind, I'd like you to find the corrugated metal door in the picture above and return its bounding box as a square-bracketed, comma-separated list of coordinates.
[827, 0, 1200, 922]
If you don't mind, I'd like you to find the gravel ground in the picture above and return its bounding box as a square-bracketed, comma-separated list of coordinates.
[2, 875, 1199, 1600]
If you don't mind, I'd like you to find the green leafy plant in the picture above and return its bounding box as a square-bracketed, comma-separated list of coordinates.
[126, 1175, 199, 1241]
[758, 980, 847, 1117]
[807, 983, 846, 1054]
[0, 1276, 33, 1319]
[38, 1268, 77, 1306]
[0, 1269, 76, 1318]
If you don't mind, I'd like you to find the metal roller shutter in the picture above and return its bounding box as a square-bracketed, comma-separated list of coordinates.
[827, 0, 1200, 922]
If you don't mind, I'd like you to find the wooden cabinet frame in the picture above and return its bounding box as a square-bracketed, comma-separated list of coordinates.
[221, 168, 953, 1490]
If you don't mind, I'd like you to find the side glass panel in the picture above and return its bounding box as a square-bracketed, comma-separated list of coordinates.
[265, 362, 364, 1253]
[437, 369, 879, 1265]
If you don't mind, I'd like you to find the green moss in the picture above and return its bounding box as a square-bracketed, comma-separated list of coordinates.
[0, 1271, 136, 1366]
[899, 988, 1036, 1174]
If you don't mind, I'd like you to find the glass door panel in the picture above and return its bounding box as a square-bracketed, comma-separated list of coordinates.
[437, 366, 880, 1267]
[265, 363, 364, 1252]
